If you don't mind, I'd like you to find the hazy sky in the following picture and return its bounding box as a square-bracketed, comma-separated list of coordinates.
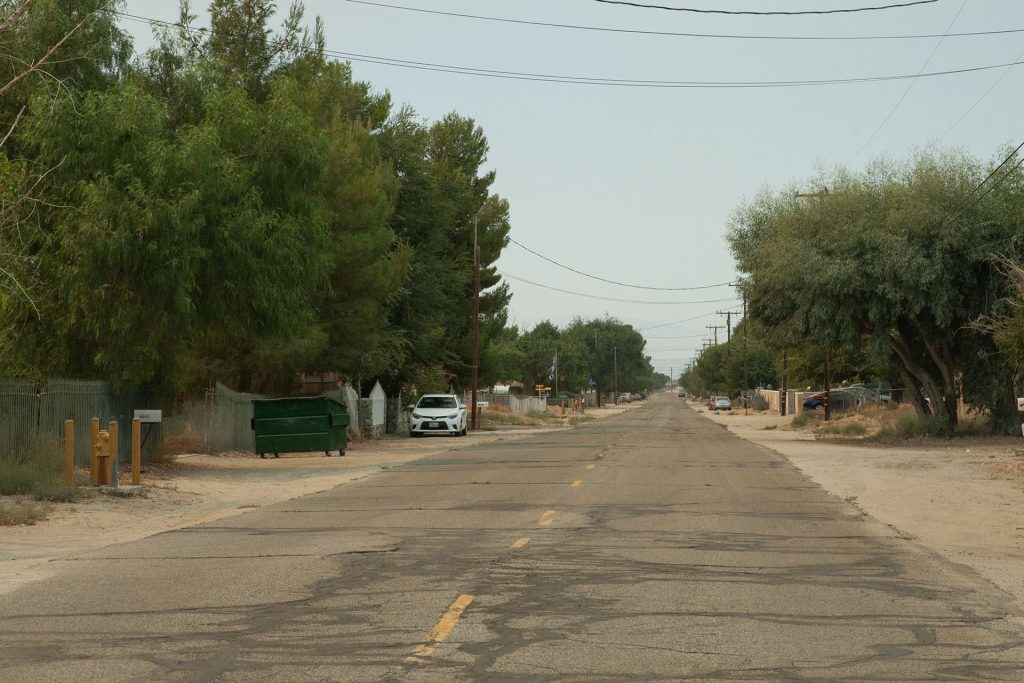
[121, 0, 1024, 377]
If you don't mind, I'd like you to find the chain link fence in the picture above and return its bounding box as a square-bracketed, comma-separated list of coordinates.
[0, 379, 151, 466]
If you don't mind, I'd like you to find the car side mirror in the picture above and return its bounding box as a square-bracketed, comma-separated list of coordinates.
[406, 404, 415, 411]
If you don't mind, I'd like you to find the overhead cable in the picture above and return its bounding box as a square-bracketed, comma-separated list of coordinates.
[509, 237, 734, 291]
[500, 272, 740, 305]
[340, 0, 1022, 42]
[591, 0, 938, 16]
[321, 50, 1024, 90]
[931, 43, 1024, 143]
[110, 11, 1024, 90]
[847, 0, 968, 165]
[637, 312, 721, 331]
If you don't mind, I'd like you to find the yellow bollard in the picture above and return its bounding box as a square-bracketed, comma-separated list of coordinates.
[131, 418, 141, 485]
[64, 420, 75, 486]
[89, 417, 100, 486]
[108, 420, 118, 486]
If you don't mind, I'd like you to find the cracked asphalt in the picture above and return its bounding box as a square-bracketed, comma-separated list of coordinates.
[1, 394, 1023, 681]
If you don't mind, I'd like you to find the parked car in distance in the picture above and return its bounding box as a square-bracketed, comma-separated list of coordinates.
[408, 394, 467, 437]
[802, 392, 827, 410]
[712, 396, 731, 411]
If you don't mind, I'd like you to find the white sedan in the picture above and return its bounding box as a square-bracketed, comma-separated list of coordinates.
[409, 394, 468, 437]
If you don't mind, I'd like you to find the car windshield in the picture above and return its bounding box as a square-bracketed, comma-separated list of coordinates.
[418, 396, 456, 409]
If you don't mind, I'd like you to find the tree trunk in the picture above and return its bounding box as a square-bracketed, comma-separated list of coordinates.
[238, 366, 253, 393]
[889, 332, 947, 419]
[922, 332, 959, 431]
[898, 366, 929, 417]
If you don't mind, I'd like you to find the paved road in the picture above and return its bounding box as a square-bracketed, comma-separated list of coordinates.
[1, 395, 1022, 681]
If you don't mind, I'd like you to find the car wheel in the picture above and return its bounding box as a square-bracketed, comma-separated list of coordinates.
[461, 426, 467, 436]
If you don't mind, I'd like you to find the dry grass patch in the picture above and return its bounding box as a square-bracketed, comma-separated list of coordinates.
[0, 497, 52, 526]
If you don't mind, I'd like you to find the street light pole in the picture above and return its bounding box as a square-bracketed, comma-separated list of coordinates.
[471, 214, 481, 430]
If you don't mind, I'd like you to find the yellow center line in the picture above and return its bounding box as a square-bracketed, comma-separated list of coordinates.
[537, 509, 557, 526]
[570, 480, 583, 488]
[406, 594, 475, 662]
[586, 464, 596, 470]
[510, 537, 529, 549]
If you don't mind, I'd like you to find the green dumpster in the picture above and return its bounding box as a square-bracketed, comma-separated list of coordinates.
[251, 396, 349, 458]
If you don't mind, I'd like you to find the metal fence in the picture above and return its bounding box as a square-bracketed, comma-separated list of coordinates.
[0, 379, 150, 466]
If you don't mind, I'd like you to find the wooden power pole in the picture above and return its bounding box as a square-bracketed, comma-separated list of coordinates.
[471, 216, 481, 430]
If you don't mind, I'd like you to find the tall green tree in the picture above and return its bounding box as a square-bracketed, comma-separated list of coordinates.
[728, 150, 1024, 432]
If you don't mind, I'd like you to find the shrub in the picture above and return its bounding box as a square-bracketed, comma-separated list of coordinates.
[841, 422, 867, 436]
[0, 499, 52, 526]
[791, 411, 821, 429]
[0, 436, 63, 496]
[820, 421, 867, 437]
[157, 422, 204, 462]
[0, 436, 83, 508]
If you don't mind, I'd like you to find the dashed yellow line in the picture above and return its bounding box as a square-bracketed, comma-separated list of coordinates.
[570, 480, 583, 488]
[537, 510, 557, 526]
[511, 537, 529, 549]
[586, 464, 596, 470]
[406, 594, 475, 662]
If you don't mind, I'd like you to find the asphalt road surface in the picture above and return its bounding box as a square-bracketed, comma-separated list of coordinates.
[2, 395, 1023, 681]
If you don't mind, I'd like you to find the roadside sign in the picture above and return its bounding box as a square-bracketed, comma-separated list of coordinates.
[134, 409, 162, 423]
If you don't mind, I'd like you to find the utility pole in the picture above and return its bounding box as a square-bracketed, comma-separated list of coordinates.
[824, 349, 832, 422]
[781, 350, 789, 417]
[706, 325, 724, 346]
[471, 214, 481, 430]
[613, 346, 618, 401]
[717, 309, 740, 399]
[743, 294, 749, 416]
[554, 344, 559, 398]
[795, 188, 832, 422]
[594, 330, 601, 408]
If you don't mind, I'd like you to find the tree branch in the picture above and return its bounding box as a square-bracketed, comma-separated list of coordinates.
[0, 7, 96, 97]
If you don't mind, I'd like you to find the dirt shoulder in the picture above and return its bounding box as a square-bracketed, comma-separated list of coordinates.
[0, 403, 638, 597]
[694, 401, 1024, 609]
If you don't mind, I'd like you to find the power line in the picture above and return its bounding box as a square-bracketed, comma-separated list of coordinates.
[637, 312, 722, 331]
[321, 50, 1024, 90]
[935, 139, 1024, 230]
[946, 157, 1024, 229]
[340, 0, 1024, 42]
[591, 0, 938, 16]
[508, 237, 733, 291]
[110, 11, 1024, 91]
[848, 0, 968, 165]
[642, 334, 707, 339]
[932, 44, 1024, 143]
[500, 272, 740, 305]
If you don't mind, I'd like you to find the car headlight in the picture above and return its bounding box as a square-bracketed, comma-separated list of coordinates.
[412, 412, 424, 419]
[447, 413, 458, 419]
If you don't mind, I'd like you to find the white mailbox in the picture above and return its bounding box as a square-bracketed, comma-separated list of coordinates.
[133, 409, 162, 423]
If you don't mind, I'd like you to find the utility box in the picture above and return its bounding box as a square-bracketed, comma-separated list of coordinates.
[251, 396, 349, 458]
